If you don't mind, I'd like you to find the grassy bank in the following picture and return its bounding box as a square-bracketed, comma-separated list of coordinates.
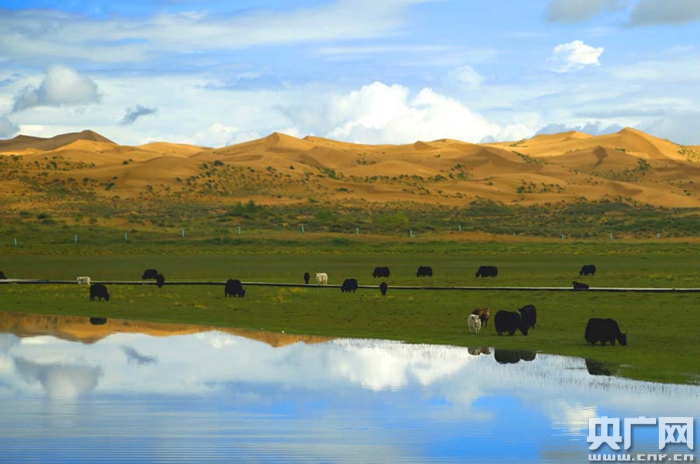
[1, 243, 699, 385]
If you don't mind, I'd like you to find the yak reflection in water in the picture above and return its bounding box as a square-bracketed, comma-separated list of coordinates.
[0, 312, 699, 464]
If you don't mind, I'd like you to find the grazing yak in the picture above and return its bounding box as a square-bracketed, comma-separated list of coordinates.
[379, 282, 388, 296]
[76, 276, 91, 285]
[0, 271, 6, 279]
[573, 281, 590, 291]
[372, 267, 390, 278]
[156, 274, 165, 288]
[142, 269, 159, 280]
[518, 304, 537, 329]
[476, 265, 498, 278]
[468, 314, 482, 334]
[224, 279, 246, 298]
[579, 264, 596, 276]
[341, 278, 359, 293]
[472, 307, 491, 327]
[416, 266, 433, 278]
[585, 318, 627, 346]
[89, 317, 107, 325]
[89, 283, 110, 302]
[494, 310, 529, 336]
[316, 273, 328, 285]
[303, 272, 310, 285]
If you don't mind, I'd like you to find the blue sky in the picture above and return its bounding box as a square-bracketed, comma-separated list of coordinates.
[0, 0, 699, 146]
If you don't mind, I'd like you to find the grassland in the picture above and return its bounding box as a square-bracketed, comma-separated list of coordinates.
[1, 239, 699, 385]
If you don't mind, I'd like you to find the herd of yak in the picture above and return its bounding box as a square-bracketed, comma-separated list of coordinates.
[0, 262, 627, 347]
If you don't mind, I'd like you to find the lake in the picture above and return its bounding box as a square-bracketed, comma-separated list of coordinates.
[0, 312, 698, 463]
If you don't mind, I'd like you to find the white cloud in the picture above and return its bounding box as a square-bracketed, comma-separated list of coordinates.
[551, 40, 604, 72]
[0, 115, 19, 138]
[448, 65, 485, 89]
[319, 82, 507, 144]
[13, 357, 103, 400]
[12, 65, 100, 112]
[536, 121, 623, 136]
[629, 0, 700, 26]
[547, 0, 628, 23]
[0, 1, 433, 65]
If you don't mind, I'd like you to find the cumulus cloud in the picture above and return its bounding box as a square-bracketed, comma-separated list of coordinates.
[12, 65, 100, 112]
[120, 105, 157, 125]
[550, 40, 604, 72]
[536, 121, 623, 136]
[629, 0, 700, 26]
[547, 0, 627, 23]
[317, 82, 513, 144]
[13, 357, 103, 399]
[448, 65, 485, 89]
[0, 115, 19, 138]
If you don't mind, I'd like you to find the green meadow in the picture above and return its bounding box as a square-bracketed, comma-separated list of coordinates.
[1, 238, 699, 384]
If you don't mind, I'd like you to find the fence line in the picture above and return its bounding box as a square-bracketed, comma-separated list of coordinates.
[2, 279, 700, 293]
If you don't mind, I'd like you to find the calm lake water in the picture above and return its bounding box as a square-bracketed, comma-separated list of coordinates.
[0, 313, 698, 463]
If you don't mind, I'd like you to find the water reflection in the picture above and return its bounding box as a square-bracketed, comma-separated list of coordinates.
[585, 358, 614, 377]
[0, 312, 698, 464]
[494, 349, 537, 364]
[89, 317, 107, 326]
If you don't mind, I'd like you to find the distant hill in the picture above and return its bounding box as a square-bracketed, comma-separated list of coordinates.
[1, 127, 700, 210]
[0, 130, 115, 153]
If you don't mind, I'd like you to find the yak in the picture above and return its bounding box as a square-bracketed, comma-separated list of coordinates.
[341, 278, 359, 293]
[518, 304, 537, 329]
[224, 279, 246, 298]
[580, 265, 597, 276]
[142, 269, 159, 280]
[585, 318, 627, 346]
[89, 283, 110, 302]
[494, 310, 529, 336]
[372, 267, 390, 278]
[476, 266, 498, 278]
[416, 266, 433, 278]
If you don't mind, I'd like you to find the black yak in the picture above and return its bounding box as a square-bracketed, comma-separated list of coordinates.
[416, 266, 433, 277]
[476, 266, 498, 278]
[89, 283, 110, 302]
[518, 304, 537, 329]
[372, 267, 390, 278]
[142, 269, 159, 280]
[494, 310, 528, 336]
[341, 278, 359, 293]
[585, 318, 627, 346]
[224, 279, 246, 298]
[379, 282, 388, 296]
[303, 272, 310, 285]
[579, 265, 596, 276]
[573, 281, 590, 291]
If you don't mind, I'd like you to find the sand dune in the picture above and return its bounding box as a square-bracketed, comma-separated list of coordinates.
[0, 130, 114, 153]
[1, 128, 700, 208]
[138, 141, 210, 156]
[0, 312, 331, 347]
